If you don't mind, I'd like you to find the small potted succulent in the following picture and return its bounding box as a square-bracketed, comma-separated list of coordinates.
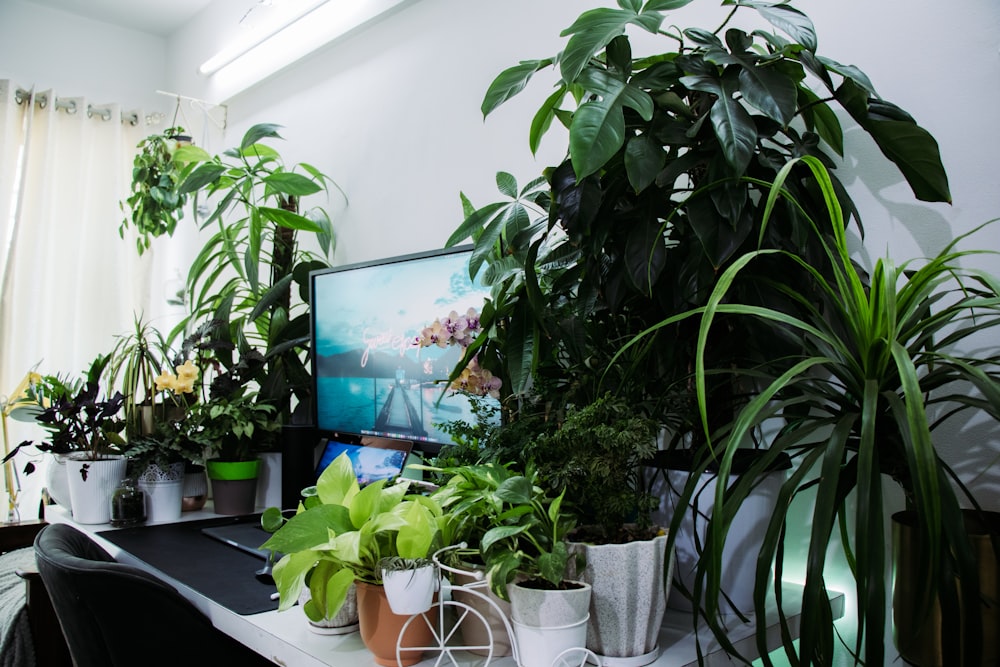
[378, 556, 438, 616]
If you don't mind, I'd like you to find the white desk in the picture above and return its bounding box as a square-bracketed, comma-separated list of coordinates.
[46, 504, 843, 667]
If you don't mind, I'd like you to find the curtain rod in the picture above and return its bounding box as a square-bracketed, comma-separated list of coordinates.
[14, 88, 165, 126]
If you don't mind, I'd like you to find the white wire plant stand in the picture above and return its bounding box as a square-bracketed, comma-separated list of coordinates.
[392, 544, 602, 667]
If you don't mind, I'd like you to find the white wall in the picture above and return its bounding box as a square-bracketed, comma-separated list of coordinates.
[0, 0, 169, 110]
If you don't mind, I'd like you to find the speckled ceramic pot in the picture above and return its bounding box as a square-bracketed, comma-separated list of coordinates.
[568, 531, 672, 665]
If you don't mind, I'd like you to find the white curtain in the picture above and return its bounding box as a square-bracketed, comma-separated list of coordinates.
[0, 81, 156, 518]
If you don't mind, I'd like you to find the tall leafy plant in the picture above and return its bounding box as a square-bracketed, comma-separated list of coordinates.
[173, 124, 343, 422]
[635, 156, 1000, 664]
[449, 0, 950, 431]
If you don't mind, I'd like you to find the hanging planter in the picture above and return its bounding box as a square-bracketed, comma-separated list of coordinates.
[379, 557, 438, 616]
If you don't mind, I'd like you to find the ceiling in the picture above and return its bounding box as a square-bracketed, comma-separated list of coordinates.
[23, 0, 215, 37]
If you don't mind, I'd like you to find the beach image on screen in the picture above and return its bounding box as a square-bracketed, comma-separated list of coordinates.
[311, 249, 497, 445]
[316, 441, 409, 486]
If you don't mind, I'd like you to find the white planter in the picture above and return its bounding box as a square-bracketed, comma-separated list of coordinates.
[256, 451, 282, 509]
[44, 452, 72, 508]
[382, 564, 438, 615]
[299, 583, 359, 635]
[657, 463, 785, 616]
[138, 462, 185, 523]
[508, 580, 592, 628]
[511, 615, 590, 667]
[568, 531, 672, 665]
[66, 454, 127, 524]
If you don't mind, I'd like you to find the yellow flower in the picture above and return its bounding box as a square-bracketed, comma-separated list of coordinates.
[155, 371, 177, 392]
[173, 378, 196, 394]
[175, 360, 199, 382]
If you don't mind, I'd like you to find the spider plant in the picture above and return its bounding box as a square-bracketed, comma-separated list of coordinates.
[663, 155, 1000, 664]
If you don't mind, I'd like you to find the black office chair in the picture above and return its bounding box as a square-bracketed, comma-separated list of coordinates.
[34, 523, 274, 667]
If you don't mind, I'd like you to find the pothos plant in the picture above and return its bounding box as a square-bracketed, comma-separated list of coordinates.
[120, 126, 196, 255]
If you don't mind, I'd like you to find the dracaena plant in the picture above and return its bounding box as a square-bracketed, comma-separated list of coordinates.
[626, 156, 1000, 665]
[170, 124, 344, 423]
[448, 0, 950, 432]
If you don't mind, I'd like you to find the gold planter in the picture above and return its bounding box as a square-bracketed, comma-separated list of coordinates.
[892, 509, 1000, 666]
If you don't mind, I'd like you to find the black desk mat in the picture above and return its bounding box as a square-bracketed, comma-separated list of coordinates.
[98, 515, 279, 615]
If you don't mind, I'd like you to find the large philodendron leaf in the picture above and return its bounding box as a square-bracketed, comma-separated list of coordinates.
[836, 80, 951, 203]
[682, 72, 758, 173]
[625, 134, 666, 192]
[624, 218, 667, 294]
[749, 2, 818, 52]
[560, 8, 664, 83]
[570, 68, 654, 178]
[482, 60, 554, 118]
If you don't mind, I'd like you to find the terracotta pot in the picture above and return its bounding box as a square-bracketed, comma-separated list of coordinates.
[356, 580, 435, 667]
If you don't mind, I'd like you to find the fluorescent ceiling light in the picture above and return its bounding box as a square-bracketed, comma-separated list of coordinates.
[198, 0, 329, 76]
[198, 0, 415, 98]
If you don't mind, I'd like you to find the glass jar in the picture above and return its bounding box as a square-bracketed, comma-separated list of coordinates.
[110, 477, 146, 528]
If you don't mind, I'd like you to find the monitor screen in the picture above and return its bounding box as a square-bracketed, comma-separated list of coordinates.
[309, 246, 496, 453]
[314, 437, 412, 486]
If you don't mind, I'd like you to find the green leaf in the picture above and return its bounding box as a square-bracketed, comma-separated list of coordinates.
[683, 73, 757, 172]
[569, 96, 625, 179]
[259, 206, 324, 232]
[560, 8, 663, 83]
[179, 163, 226, 194]
[261, 504, 352, 553]
[494, 475, 533, 504]
[577, 66, 654, 120]
[241, 123, 284, 150]
[737, 60, 797, 126]
[836, 80, 951, 203]
[482, 60, 551, 117]
[172, 144, 211, 163]
[263, 172, 323, 196]
[642, 0, 695, 10]
[624, 134, 665, 192]
[446, 201, 506, 249]
[798, 86, 844, 156]
[496, 172, 518, 199]
[751, 3, 817, 51]
[529, 85, 568, 155]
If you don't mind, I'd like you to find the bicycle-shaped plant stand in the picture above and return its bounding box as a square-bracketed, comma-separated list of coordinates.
[392, 544, 602, 667]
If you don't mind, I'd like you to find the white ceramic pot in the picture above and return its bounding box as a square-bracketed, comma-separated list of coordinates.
[658, 465, 785, 615]
[382, 564, 438, 616]
[507, 580, 592, 628]
[299, 582, 360, 635]
[511, 614, 590, 667]
[65, 454, 127, 524]
[138, 462, 185, 523]
[44, 452, 72, 509]
[568, 531, 672, 665]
